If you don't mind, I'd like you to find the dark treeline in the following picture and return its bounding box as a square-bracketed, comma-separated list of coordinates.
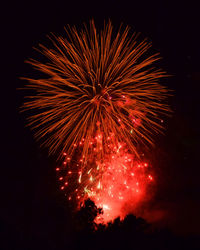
[71, 199, 199, 250]
[1, 198, 199, 250]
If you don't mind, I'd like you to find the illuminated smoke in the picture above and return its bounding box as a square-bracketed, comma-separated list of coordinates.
[57, 134, 154, 222]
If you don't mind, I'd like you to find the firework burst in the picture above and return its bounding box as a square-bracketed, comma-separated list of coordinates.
[22, 20, 170, 222]
[22, 20, 169, 160]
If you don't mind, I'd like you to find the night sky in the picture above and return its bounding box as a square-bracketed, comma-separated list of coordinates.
[1, 1, 200, 249]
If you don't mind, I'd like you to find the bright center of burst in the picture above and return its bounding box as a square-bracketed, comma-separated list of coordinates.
[102, 204, 110, 210]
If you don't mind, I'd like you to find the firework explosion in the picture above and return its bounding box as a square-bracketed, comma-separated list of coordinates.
[57, 134, 154, 222]
[22, 20, 170, 223]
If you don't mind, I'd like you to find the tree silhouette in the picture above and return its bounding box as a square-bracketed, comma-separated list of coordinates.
[74, 198, 103, 232]
[72, 199, 199, 250]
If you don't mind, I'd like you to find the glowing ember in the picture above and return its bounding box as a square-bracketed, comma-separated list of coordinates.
[57, 135, 153, 223]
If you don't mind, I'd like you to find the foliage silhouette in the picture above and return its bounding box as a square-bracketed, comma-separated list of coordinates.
[72, 199, 200, 250]
[74, 198, 103, 232]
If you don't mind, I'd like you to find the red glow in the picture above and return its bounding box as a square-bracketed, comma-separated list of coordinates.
[96, 121, 101, 126]
[57, 135, 154, 223]
[22, 21, 170, 225]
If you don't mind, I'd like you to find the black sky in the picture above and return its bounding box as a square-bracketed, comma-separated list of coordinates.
[1, 0, 200, 248]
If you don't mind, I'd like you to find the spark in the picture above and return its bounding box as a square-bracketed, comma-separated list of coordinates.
[97, 181, 101, 189]
[78, 173, 82, 183]
[87, 169, 92, 174]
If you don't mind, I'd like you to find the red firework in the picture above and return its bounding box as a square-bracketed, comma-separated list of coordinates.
[57, 133, 154, 222]
[22, 20, 170, 223]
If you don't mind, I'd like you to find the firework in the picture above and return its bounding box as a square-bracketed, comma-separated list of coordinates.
[57, 135, 154, 222]
[22, 20, 170, 222]
[22, 20, 169, 160]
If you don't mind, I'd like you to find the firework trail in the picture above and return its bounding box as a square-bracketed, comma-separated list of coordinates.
[22, 20, 170, 222]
